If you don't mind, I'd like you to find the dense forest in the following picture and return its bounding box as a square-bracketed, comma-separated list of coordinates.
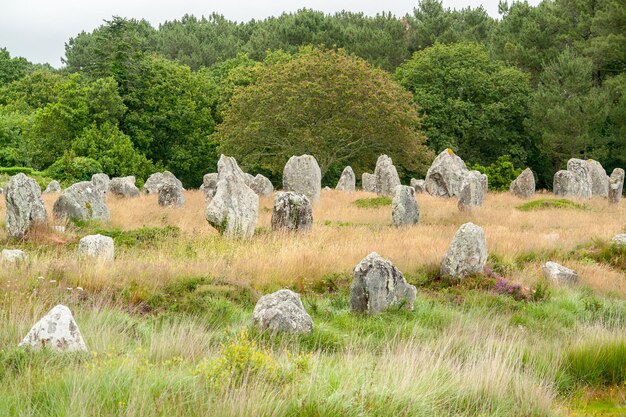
[0, 0, 624, 188]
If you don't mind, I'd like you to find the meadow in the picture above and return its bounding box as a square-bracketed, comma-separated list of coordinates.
[0, 190, 624, 416]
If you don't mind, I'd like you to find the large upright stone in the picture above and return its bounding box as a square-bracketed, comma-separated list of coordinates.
[587, 160, 609, 197]
[458, 171, 485, 211]
[1, 249, 29, 263]
[440, 222, 488, 279]
[410, 178, 425, 194]
[18, 305, 87, 352]
[374, 155, 401, 196]
[554, 159, 592, 199]
[425, 149, 469, 198]
[4, 173, 48, 238]
[362, 173, 376, 192]
[43, 180, 61, 194]
[217, 154, 247, 183]
[205, 174, 258, 238]
[143, 172, 164, 194]
[252, 289, 313, 334]
[392, 185, 419, 226]
[250, 174, 274, 196]
[53, 181, 109, 221]
[78, 234, 114, 261]
[336, 166, 356, 192]
[200, 173, 219, 199]
[510, 168, 535, 198]
[542, 262, 578, 284]
[109, 176, 140, 198]
[350, 252, 417, 314]
[91, 173, 110, 195]
[158, 176, 185, 207]
[609, 168, 624, 205]
[283, 155, 322, 203]
[271, 192, 313, 232]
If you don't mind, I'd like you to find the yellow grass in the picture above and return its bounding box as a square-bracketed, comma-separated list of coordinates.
[0, 189, 625, 296]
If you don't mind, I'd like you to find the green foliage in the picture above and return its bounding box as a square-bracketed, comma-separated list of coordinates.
[88, 225, 181, 249]
[516, 198, 589, 212]
[216, 47, 433, 180]
[44, 154, 102, 183]
[559, 338, 626, 388]
[353, 196, 392, 208]
[0, 48, 31, 86]
[471, 155, 522, 191]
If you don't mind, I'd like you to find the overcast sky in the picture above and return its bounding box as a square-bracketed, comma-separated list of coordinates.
[0, 0, 540, 67]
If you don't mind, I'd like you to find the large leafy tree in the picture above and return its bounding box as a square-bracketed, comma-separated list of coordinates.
[215, 47, 433, 181]
[396, 42, 533, 167]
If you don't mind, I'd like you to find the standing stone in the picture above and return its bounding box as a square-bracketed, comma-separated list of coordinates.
[609, 168, 624, 205]
[336, 166, 356, 192]
[109, 176, 140, 198]
[479, 173, 488, 193]
[143, 172, 164, 194]
[271, 192, 313, 232]
[392, 185, 419, 227]
[283, 155, 322, 203]
[587, 160, 609, 197]
[425, 149, 469, 198]
[158, 176, 185, 207]
[4, 173, 47, 238]
[458, 171, 485, 212]
[542, 262, 578, 284]
[91, 173, 110, 195]
[250, 174, 274, 196]
[510, 168, 535, 198]
[78, 234, 114, 261]
[217, 154, 247, 183]
[43, 180, 61, 194]
[252, 289, 313, 334]
[1, 249, 28, 263]
[200, 173, 219, 199]
[612, 234, 626, 247]
[53, 181, 109, 221]
[362, 173, 376, 192]
[410, 178, 426, 194]
[374, 155, 401, 196]
[554, 159, 592, 199]
[18, 305, 87, 352]
[350, 252, 417, 314]
[205, 174, 259, 239]
[440, 222, 488, 279]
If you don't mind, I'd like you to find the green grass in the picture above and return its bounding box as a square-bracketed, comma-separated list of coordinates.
[516, 198, 589, 212]
[89, 225, 181, 249]
[353, 196, 392, 208]
[559, 338, 626, 388]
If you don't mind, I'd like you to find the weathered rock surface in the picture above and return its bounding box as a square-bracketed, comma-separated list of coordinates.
[440, 222, 488, 279]
[200, 173, 219, 199]
[362, 173, 376, 192]
[18, 305, 87, 352]
[109, 176, 140, 198]
[271, 192, 313, 232]
[374, 155, 401, 196]
[5, 173, 48, 238]
[609, 168, 624, 205]
[612, 234, 626, 247]
[158, 176, 185, 207]
[143, 172, 164, 194]
[205, 174, 259, 238]
[250, 174, 274, 196]
[91, 173, 110, 194]
[425, 149, 469, 198]
[43, 180, 61, 194]
[350, 252, 417, 314]
[392, 185, 419, 226]
[53, 181, 109, 221]
[336, 166, 356, 191]
[542, 261, 578, 284]
[1, 249, 28, 263]
[554, 159, 592, 199]
[458, 171, 485, 211]
[217, 154, 247, 183]
[252, 289, 313, 334]
[510, 168, 535, 198]
[283, 155, 322, 203]
[410, 178, 425, 194]
[587, 160, 609, 197]
[78, 234, 114, 261]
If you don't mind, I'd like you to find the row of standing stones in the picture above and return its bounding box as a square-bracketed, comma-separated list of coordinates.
[4, 150, 626, 350]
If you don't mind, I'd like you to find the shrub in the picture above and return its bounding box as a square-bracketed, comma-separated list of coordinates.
[354, 196, 392, 208]
[471, 155, 522, 191]
[44, 153, 102, 184]
[516, 198, 589, 212]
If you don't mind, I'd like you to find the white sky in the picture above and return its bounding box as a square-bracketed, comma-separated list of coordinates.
[0, 0, 540, 67]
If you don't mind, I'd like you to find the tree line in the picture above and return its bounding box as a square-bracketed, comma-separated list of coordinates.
[0, 0, 624, 188]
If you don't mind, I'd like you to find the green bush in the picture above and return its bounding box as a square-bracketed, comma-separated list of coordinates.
[516, 198, 589, 212]
[471, 155, 522, 191]
[44, 153, 102, 184]
[0, 166, 33, 176]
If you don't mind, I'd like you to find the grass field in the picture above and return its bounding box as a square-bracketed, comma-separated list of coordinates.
[0, 190, 624, 416]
